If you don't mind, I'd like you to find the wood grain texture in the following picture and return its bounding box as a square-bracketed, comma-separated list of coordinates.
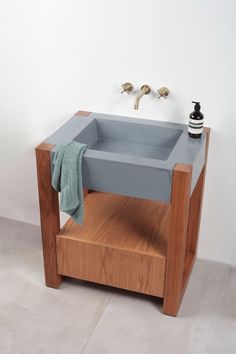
[59, 192, 170, 256]
[163, 164, 192, 316]
[163, 130, 210, 316]
[75, 111, 91, 117]
[57, 192, 170, 297]
[35, 143, 61, 288]
[57, 238, 166, 297]
[186, 169, 205, 255]
[188, 128, 210, 254]
[180, 128, 211, 303]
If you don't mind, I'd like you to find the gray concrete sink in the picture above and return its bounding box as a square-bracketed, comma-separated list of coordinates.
[46, 112, 206, 201]
[76, 118, 182, 161]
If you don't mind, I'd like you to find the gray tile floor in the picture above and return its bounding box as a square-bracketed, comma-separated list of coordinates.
[0, 216, 235, 354]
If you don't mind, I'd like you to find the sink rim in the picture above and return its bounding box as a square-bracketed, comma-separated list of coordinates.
[47, 111, 206, 171]
[76, 117, 183, 162]
[47, 112, 206, 171]
[45, 111, 207, 200]
[72, 115, 196, 170]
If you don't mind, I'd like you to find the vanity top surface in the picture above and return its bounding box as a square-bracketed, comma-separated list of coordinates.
[45, 111, 207, 201]
[46, 111, 206, 170]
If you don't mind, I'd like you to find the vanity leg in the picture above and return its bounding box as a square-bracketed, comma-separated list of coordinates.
[35, 143, 62, 288]
[186, 168, 205, 257]
[186, 128, 210, 257]
[163, 164, 192, 316]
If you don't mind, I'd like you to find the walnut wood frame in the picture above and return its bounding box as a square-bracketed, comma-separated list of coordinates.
[35, 143, 62, 288]
[163, 127, 210, 315]
[35, 114, 210, 316]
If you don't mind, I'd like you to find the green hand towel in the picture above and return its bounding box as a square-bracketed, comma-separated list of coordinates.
[52, 141, 87, 224]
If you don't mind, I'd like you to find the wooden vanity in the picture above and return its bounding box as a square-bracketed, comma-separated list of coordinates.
[35, 111, 210, 316]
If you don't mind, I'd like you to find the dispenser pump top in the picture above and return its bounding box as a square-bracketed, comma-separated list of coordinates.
[192, 101, 201, 111]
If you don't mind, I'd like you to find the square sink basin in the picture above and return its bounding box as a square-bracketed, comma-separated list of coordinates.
[76, 118, 182, 161]
[46, 112, 206, 202]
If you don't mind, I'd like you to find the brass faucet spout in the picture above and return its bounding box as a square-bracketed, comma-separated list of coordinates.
[134, 85, 151, 110]
[134, 91, 145, 110]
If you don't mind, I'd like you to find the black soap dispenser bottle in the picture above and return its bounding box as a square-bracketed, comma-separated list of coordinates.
[188, 101, 204, 138]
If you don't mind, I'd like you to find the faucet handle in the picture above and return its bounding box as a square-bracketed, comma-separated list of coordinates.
[121, 82, 133, 94]
[141, 84, 151, 94]
[157, 87, 170, 99]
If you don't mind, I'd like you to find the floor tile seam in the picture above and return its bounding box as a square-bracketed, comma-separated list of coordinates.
[80, 292, 113, 354]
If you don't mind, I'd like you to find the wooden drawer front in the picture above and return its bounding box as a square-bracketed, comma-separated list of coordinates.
[57, 236, 166, 297]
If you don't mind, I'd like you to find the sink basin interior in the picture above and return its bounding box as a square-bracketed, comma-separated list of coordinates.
[75, 118, 182, 161]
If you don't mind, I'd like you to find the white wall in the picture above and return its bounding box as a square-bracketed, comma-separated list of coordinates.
[0, 0, 236, 266]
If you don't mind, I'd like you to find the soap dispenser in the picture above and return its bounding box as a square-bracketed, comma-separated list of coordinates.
[188, 101, 204, 138]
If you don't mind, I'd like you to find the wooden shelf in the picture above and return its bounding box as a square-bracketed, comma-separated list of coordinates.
[56, 191, 170, 297]
[59, 192, 170, 256]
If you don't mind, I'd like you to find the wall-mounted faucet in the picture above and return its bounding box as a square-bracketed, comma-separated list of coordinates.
[134, 85, 151, 110]
[120, 82, 170, 110]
